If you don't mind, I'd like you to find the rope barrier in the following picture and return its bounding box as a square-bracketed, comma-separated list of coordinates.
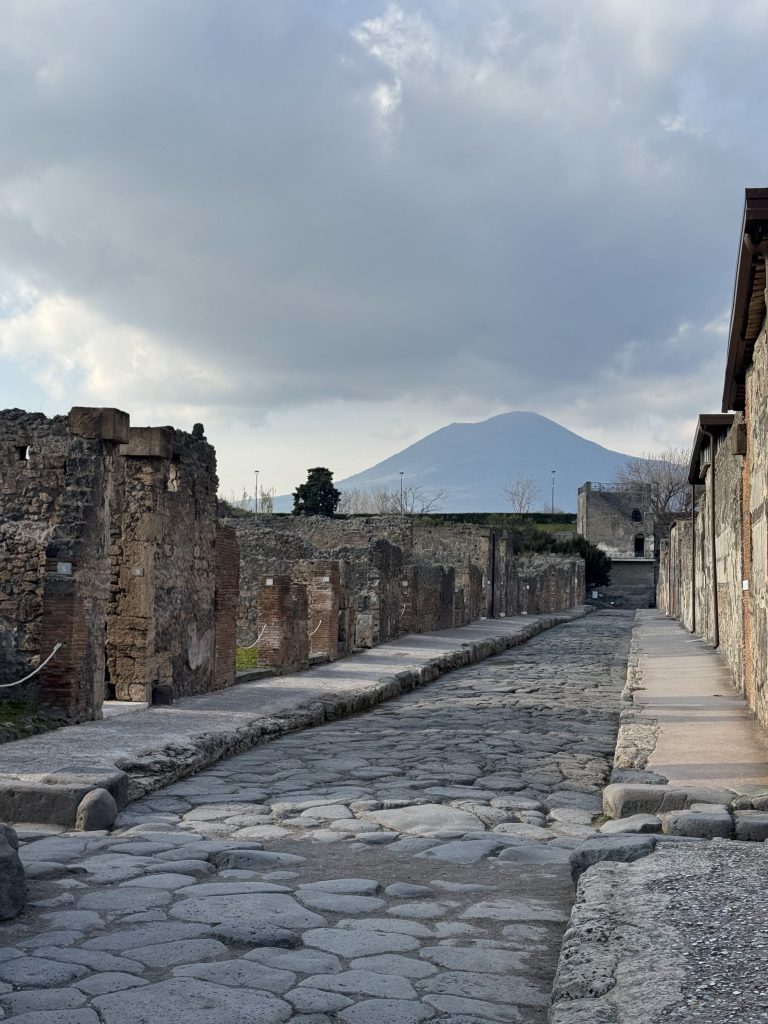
[239, 625, 267, 649]
[308, 619, 323, 639]
[0, 642, 63, 689]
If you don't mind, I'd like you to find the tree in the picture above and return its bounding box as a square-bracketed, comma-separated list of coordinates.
[613, 447, 691, 520]
[337, 484, 446, 515]
[292, 467, 341, 517]
[258, 486, 275, 514]
[500, 476, 541, 514]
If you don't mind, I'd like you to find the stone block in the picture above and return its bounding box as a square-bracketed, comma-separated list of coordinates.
[660, 809, 734, 840]
[120, 427, 173, 460]
[569, 835, 656, 883]
[603, 784, 737, 819]
[0, 824, 26, 920]
[734, 811, 768, 842]
[76, 788, 118, 831]
[599, 814, 662, 835]
[0, 771, 127, 826]
[69, 407, 130, 443]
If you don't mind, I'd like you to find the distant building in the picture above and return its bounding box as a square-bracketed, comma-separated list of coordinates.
[577, 482, 657, 607]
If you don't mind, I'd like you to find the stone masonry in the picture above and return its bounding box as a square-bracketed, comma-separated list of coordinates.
[658, 188, 768, 729]
[0, 408, 238, 721]
[107, 426, 237, 703]
[229, 513, 585, 673]
[0, 407, 128, 721]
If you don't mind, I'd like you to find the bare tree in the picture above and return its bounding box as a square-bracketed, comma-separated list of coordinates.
[613, 447, 691, 518]
[258, 486, 275, 514]
[500, 476, 541, 514]
[337, 484, 446, 515]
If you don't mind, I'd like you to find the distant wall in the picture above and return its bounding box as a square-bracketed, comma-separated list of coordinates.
[227, 512, 585, 673]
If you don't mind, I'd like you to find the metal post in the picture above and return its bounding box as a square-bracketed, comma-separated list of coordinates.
[399, 471, 404, 512]
[551, 470, 556, 514]
[254, 469, 259, 513]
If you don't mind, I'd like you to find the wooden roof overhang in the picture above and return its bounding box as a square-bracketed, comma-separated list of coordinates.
[688, 413, 735, 485]
[722, 188, 768, 412]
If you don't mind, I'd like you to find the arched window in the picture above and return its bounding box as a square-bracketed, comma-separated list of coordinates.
[634, 534, 645, 557]
[631, 508, 642, 522]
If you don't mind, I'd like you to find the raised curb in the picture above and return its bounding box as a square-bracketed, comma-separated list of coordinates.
[0, 607, 589, 827]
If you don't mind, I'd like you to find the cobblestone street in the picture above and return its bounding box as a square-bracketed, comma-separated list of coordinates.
[6, 610, 633, 1024]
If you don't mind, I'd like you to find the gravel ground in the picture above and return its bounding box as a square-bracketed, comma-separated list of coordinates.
[653, 841, 768, 1023]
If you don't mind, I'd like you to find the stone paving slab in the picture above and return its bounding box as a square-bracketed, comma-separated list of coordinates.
[4, 610, 632, 1024]
[0, 610, 587, 826]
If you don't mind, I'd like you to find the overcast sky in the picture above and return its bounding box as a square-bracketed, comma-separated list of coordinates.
[1, 1, 766, 498]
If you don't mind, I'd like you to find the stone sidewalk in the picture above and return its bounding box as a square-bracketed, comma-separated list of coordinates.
[0, 610, 587, 827]
[550, 609, 768, 1022]
[625, 609, 768, 790]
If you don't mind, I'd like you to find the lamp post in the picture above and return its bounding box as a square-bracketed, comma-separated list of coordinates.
[254, 469, 259, 513]
[551, 470, 556, 514]
[399, 471, 404, 513]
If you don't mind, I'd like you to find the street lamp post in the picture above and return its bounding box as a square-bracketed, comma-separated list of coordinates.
[551, 470, 556, 514]
[254, 469, 259, 513]
[399, 472, 404, 512]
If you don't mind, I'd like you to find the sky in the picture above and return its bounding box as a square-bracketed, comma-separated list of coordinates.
[1, 0, 767, 500]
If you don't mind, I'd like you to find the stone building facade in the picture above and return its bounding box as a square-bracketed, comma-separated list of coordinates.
[0, 407, 238, 720]
[658, 188, 768, 728]
[577, 481, 657, 607]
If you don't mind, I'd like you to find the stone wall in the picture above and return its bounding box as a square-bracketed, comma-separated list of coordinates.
[0, 407, 236, 720]
[0, 407, 128, 720]
[107, 426, 225, 702]
[578, 482, 655, 558]
[228, 513, 585, 672]
[511, 554, 585, 615]
[658, 421, 746, 701]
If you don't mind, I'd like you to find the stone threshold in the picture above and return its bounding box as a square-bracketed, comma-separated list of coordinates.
[0, 608, 588, 828]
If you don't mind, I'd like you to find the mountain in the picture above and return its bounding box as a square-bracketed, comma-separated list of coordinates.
[272, 411, 639, 513]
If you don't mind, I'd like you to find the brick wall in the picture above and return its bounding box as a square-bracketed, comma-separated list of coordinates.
[213, 525, 239, 689]
[257, 575, 309, 672]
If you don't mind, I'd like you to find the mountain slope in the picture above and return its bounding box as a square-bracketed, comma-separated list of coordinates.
[275, 412, 638, 513]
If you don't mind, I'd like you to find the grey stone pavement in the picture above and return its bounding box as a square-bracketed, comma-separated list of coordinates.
[3, 609, 633, 1024]
[0, 612, 584, 825]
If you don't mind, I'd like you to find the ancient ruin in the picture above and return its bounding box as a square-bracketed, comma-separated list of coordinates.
[577, 481, 657, 607]
[0, 407, 238, 721]
[227, 512, 585, 673]
[658, 188, 768, 727]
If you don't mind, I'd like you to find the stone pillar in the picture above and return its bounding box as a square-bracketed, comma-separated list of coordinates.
[257, 575, 309, 672]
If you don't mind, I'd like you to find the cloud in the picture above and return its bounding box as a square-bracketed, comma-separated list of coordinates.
[0, 0, 767, 492]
